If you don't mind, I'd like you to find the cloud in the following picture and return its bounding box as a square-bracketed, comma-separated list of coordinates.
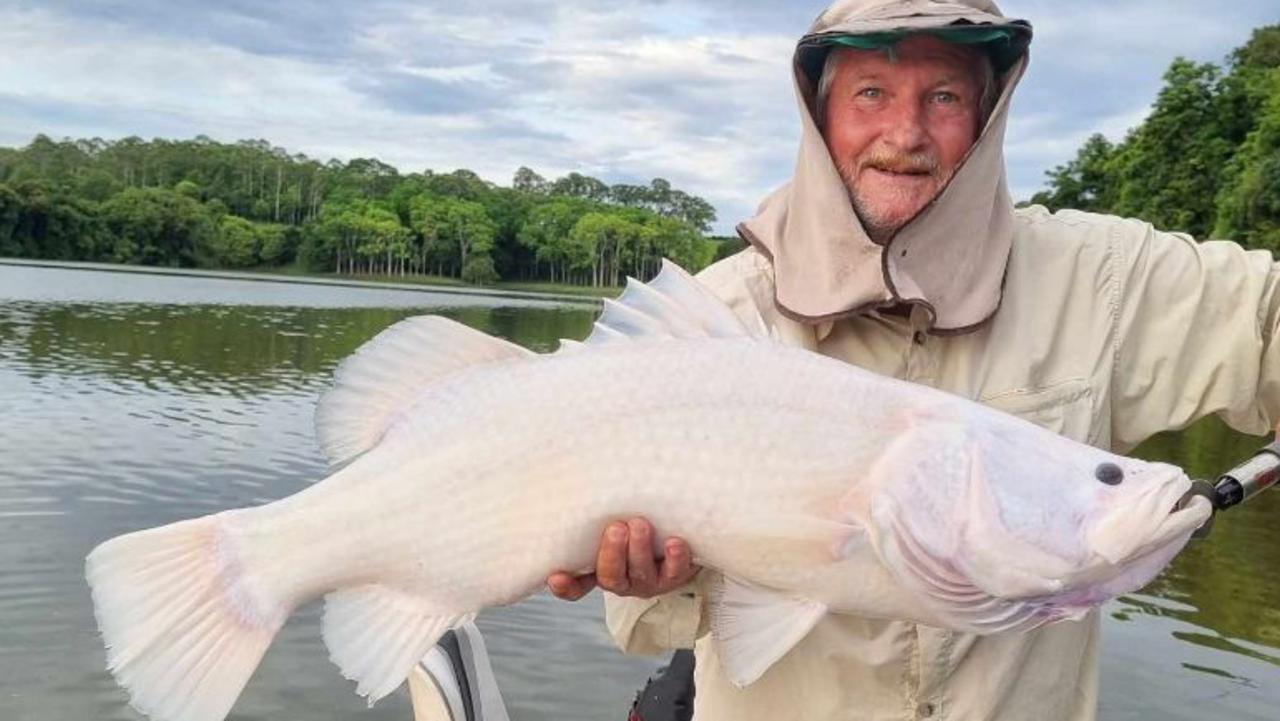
[0, 0, 1274, 232]
[23, 0, 384, 60]
[352, 71, 507, 116]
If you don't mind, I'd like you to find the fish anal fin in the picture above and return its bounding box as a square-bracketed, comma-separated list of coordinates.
[322, 584, 474, 705]
[708, 575, 827, 687]
[316, 316, 533, 466]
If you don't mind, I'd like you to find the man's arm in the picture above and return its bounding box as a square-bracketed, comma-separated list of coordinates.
[1110, 219, 1280, 450]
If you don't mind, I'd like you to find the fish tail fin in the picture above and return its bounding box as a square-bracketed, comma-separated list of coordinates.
[86, 514, 289, 721]
[322, 584, 474, 706]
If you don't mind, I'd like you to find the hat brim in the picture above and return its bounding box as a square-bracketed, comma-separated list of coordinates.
[797, 21, 1032, 88]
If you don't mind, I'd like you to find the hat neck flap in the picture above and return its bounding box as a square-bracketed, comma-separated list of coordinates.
[739, 0, 1032, 334]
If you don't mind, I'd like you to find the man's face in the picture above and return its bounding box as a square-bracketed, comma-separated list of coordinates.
[822, 35, 985, 241]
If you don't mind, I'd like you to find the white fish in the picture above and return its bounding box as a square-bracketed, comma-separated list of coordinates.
[85, 260, 1211, 721]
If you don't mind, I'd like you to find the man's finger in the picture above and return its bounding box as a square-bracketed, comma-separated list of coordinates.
[658, 537, 694, 592]
[596, 522, 630, 592]
[547, 572, 596, 601]
[626, 518, 659, 593]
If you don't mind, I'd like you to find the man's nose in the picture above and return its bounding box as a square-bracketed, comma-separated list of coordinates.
[882, 99, 929, 151]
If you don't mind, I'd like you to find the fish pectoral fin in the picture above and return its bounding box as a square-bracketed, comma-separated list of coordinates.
[707, 574, 827, 688]
[322, 584, 474, 706]
[721, 512, 867, 567]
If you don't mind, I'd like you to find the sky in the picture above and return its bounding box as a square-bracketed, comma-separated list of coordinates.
[0, 1, 1275, 234]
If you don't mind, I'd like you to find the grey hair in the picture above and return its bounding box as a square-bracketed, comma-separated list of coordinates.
[814, 44, 999, 129]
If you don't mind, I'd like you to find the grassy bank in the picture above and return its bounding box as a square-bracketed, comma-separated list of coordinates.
[0, 258, 608, 304]
[278, 266, 622, 298]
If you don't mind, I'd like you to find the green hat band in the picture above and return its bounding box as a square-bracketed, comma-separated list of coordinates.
[816, 26, 1024, 71]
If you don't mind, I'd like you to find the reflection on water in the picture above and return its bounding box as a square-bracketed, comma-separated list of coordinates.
[2, 301, 588, 392]
[1128, 424, 1280, 655]
[1099, 421, 1280, 718]
[1, 264, 1279, 720]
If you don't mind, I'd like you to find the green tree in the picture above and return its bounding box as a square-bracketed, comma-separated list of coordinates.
[568, 212, 647, 287]
[1213, 26, 1280, 248]
[1213, 71, 1280, 249]
[1030, 134, 1116, 212]
[256, 223, 296, 266]
[75, 169, 122, 203]
[551, 172, 611, 202]
[174, 179, 202, 200]
[411, 195, 497, 280]
[512, 166, 548, 194]
[101, 187, 216, 266]
[644, 214, 706, 275]
[0, 183, 22, 256]
[461, 254, 499, 284]
[1109, 58, 1234, 236]
[206, 215, 260, 268]
[517, 198, 594, 283]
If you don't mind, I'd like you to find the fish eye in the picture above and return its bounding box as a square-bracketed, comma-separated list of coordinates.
[1095, 462, 1124, 486]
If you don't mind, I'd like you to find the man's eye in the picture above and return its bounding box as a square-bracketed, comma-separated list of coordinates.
[857, 88, 882, 99]
[932, 91, 959, 104]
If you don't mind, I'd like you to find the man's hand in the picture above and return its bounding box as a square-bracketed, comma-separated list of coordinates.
[547, 518, 698, 601]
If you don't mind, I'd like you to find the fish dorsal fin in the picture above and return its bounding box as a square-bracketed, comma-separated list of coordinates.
[584, 259, 768, 346]
[315, 316, 533, 465]
[708, 574, 828, 687]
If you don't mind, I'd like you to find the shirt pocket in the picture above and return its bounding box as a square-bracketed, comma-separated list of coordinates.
[979, 379, 1095, 444]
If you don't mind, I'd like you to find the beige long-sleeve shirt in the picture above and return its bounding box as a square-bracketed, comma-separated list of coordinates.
[605, 206, 1280, 721]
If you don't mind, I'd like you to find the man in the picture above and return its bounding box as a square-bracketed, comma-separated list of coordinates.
[548, 1, 1280, 719]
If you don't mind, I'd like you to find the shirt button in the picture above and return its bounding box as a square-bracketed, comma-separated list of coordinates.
[916, 701, 936, 718]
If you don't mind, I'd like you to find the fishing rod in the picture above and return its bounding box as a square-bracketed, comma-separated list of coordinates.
[1186, 439, 1280, 539]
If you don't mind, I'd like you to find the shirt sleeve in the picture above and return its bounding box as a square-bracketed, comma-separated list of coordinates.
[1110, 219, 1280, 450]
[603, 577, 708, 655]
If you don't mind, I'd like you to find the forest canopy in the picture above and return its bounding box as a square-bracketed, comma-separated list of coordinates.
[0, 135, 723, 287]
[1031, 25, 1280, 251]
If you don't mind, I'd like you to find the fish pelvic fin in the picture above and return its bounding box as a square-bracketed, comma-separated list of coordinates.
[316, 316, 534, 466]
[323, 584, 474, 706]
[707, 574, 827, 687]
[85, 515, 290, 721]
[583, 259, 770, 347]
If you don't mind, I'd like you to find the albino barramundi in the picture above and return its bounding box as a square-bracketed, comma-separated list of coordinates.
[86, 260, 1211, 721]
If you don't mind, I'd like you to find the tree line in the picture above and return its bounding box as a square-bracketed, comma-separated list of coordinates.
[0, 135, 725, 286]
[1031, 25, 1280, 250]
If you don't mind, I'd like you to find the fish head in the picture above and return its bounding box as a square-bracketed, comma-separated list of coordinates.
[965, 428, 1211, 604]
[1078, 452, 1210, 576]
[882, 419, 1211, 609]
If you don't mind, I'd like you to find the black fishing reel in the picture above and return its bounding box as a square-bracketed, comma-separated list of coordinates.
[1184, 439, 1280, 539]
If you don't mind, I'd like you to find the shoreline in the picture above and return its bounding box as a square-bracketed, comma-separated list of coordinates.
[0, 257, 602, 306]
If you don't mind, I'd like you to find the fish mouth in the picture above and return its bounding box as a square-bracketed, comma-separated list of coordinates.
[1171, 479, 1215, 514]
[1090, 477, 1212, 566]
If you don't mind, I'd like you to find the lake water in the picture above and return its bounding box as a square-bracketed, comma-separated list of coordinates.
[1, 262, 1278, 720]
